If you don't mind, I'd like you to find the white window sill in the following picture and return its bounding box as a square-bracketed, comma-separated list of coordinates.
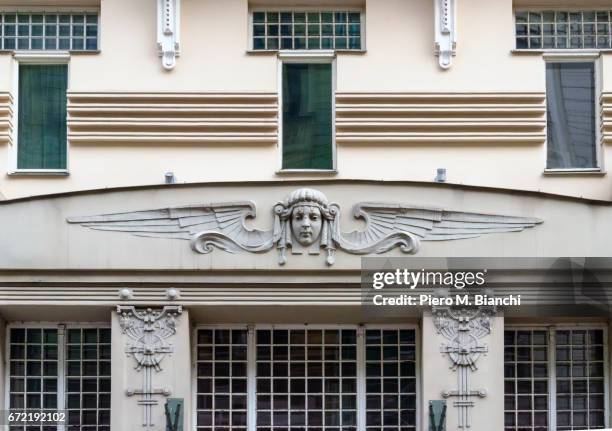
[511, 49, 608, 57]
[8, 169, 69, 176]
[247, 49, 365, 55]
[543, 168, 605, 176]
[276, 169, 338, 176]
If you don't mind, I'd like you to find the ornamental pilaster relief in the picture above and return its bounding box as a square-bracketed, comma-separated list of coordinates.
[117, 305, 182, 429]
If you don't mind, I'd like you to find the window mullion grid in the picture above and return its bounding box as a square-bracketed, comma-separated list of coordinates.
[357, 326, 366, 431]
[57, 324, 66, 431]
[247, 326, 256, 431]
[548, 327, 557, 431]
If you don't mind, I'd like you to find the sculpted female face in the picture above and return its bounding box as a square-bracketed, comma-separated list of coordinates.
[291, 206, 323, 246]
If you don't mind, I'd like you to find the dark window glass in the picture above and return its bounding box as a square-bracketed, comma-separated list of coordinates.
[282, 63, 333, 170]
[546, 62, 597, 169]
[17, 64, 68, 169]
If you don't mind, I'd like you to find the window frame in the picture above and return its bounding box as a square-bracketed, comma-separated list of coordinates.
[191, 323, 420, 431]
[247, 7, 366, 53]
[542, 52, 604, 174]
[276, 51, 337, 174]
[512, 8, 612, 53]
[0, 8, 101, 53]
[9, 50, 70, 176]
[505, 323, 610, 430]
[4, 322, 111, 431]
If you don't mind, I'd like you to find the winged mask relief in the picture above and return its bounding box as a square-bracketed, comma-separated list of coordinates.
[67, 188, 542, 265]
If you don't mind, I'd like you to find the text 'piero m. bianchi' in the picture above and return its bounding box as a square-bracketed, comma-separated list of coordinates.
[366, 268, 521, 307]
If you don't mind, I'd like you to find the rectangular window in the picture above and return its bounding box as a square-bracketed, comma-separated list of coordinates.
[546, 62, 597, 170]
[253, 11, 362, 51]
[282, 62, 333, 170]
[365, 329, 417, 430]
[0, 12, 98, 51]
[196, 326, 418, 431]
[17, 64, 68, 170]
[504, 327, 606, 431]
[196, 328, 248, 431]
[515, 11, 611, 50]
[8, 325, 111, 431]
[256, 328, 357, 430]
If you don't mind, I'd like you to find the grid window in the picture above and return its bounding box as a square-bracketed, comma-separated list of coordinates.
[252, 11, 362, 51]
[256, 328, 358, 430]
[556, 329, 605, 431]
[515, 11, 611, 49]
[8, 326, 110, 431]
[65, 328, 111, 431]
[0, 12, 98, 51]
[365, 329, 417, 431]
[504, 328, 607, 431]
[196, 328, 248, 431]
[504, 330, 549, 431]
[9, 328, 59, 431]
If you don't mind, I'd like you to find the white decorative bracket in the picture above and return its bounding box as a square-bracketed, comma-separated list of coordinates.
[157, 0, 180, 70]
[434, 0, 457, 69]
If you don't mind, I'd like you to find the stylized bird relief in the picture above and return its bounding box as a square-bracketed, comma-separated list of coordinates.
[117, 306, 182, 430]
[433, 305, 497, 430]
[67, 188, 543, 266]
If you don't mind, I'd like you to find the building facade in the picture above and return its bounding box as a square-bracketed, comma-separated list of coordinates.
[0, 0, 612, 430]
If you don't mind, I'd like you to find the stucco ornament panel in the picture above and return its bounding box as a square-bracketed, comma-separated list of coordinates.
[117, 305, 182, 429]
[434, 0, 457, 69]
[433, 304, 497, 430]
[157, 0, 180, 70]
[67, 188, 542, 265]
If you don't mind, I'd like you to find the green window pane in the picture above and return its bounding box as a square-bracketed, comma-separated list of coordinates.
[17, 64, 68, 169]
[282, 63, 333, 170]
[546, 62, 596, 169]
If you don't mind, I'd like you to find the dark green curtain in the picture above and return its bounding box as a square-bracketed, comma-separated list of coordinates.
[282, 63, 333, 170]
[18, 64, 68, 169]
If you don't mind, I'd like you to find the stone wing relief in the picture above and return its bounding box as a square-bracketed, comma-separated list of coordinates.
[67, 188, 543, 265]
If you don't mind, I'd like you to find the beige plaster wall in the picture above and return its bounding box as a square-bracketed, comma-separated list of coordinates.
[0, 0, 610, 200]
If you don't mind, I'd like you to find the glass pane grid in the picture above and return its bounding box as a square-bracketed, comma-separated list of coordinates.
[0, 12, 98, 51]
[196, 328, 248, 431]
[555, 329, 605, 431]
[515, 10, 611, 49]
[365, 329, 417, 431]
[65, 328, 111, 431]
[253, 11, 361, 51]
[9, 328, 58, 431]
[503, 330, 549, 431]
[256, 328, 358, 431]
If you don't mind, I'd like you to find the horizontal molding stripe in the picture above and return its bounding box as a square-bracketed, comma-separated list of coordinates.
[0, 92, 13, 145]
[67, 92, 278, 144]
[0, 285, 609, 306]
[336, 92, 547, 144]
